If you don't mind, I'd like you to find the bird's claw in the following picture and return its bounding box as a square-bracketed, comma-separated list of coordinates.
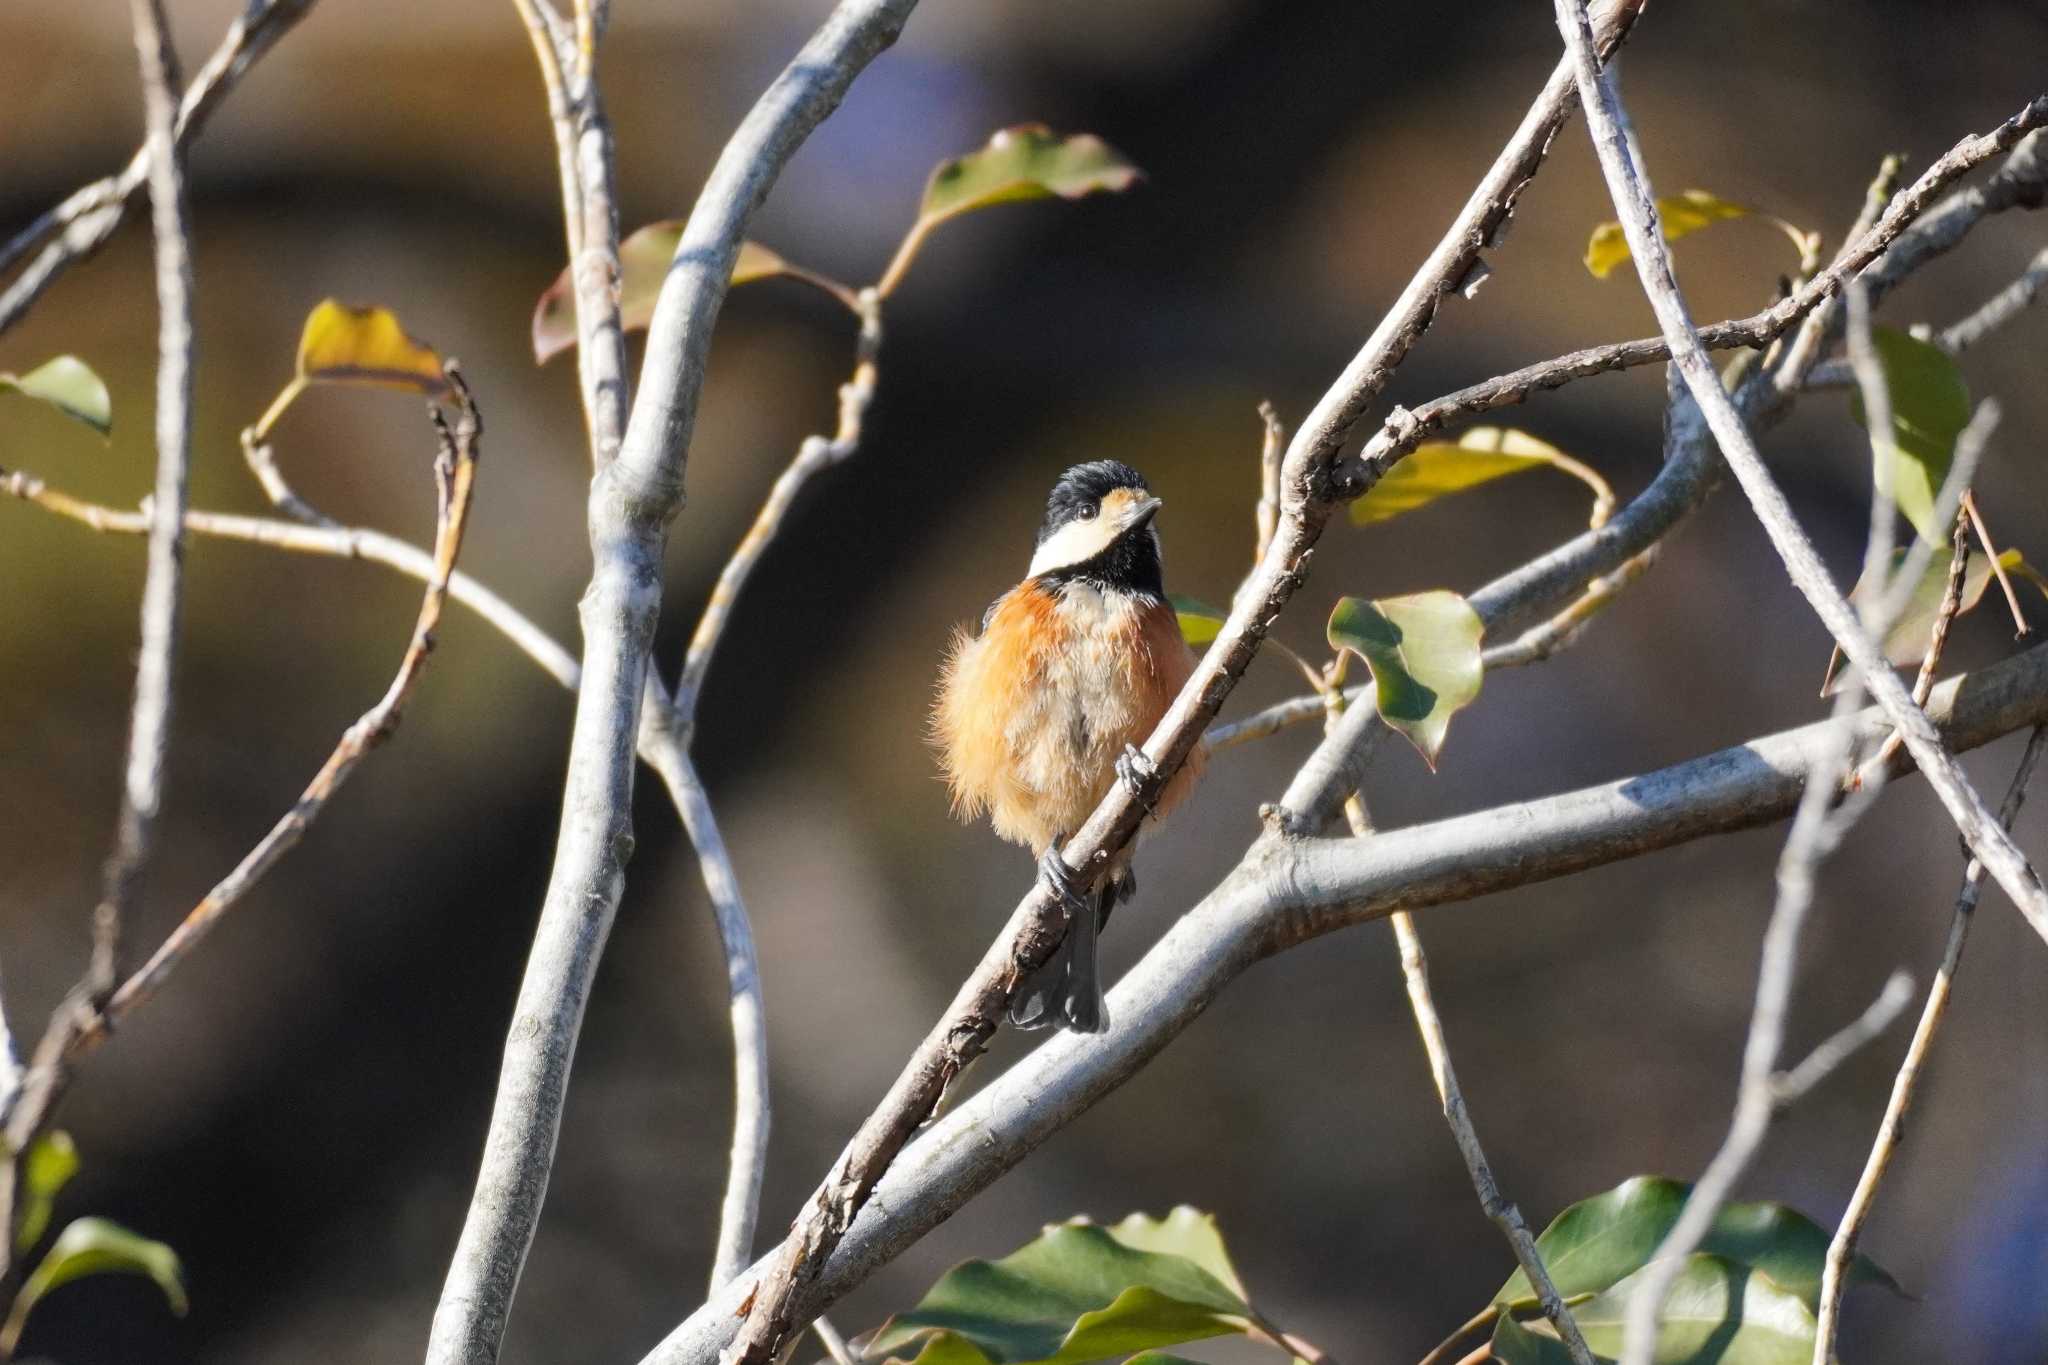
[1037, 837, 1090, 917]
[1116, 743, 1159, 816]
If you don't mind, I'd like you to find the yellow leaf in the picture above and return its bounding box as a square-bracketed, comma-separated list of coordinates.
[296, 299, 446, 394]
[1584, 190, 1753, 279]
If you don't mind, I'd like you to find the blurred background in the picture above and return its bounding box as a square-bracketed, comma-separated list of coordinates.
[4, 1, 2048, 1361]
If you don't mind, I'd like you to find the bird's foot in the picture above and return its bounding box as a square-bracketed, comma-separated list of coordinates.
[1117, 743, 1160, 816]
[1037, 837, 1090, 918]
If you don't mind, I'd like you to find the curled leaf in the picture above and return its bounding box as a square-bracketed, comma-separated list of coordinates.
[1167, 594, 1228, 647]
[1586, 190, 1807, 280]
[532, 227, 810, 364]
[0, 1216, 187, 1354]
[0, 356, 112, 436]
[1353, 426, 1607, 526]
[296, 299, 446, 394]
[882, 127, 1143, 294]
[920, 125, 1141, 225]
[1848, 326, 1972, 546]
[1327, 591, 1483, 769]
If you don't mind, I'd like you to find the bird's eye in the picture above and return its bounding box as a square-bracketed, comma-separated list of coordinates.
[1078, 502, 1098, 520]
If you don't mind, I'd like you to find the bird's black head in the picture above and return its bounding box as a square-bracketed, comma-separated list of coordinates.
[1029, 460, 1166, 597]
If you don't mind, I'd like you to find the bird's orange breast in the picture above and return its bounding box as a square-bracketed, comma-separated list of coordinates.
[933, 580, 1203, 855]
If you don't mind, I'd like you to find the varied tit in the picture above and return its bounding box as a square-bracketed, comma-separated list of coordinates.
[933, 460, 1205, 1033]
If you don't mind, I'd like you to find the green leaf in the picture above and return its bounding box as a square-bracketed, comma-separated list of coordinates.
[1495, 1176, 1902, 1312]
[1489, 1312, 1582, 1365]
[1167, 595, 1228, 648]
[863, 1222, 1250, 1365]
[1351, 426, 1568, 526]
[532, 227, 798, 364]
[1517, 1255, 1819, 1364]
[0, 356, 112, 436]
[917, 126, 1141, 231]
[1326, 592, 1483, 769]
[1103, 1208, 1249, 1300]
[14, 1132, 78, 1256]
[1848, 327, 1972, 545]
[1, 1217, 187, 1354]
[1586, 190, 1752, 279]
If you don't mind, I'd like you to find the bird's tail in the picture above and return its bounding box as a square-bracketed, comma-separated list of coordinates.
[1008, 884, 1113, 1033]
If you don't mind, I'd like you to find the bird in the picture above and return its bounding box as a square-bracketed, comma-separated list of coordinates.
[932, 460, 1204, 1033]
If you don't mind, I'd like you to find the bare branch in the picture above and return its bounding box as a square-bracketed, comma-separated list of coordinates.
[428, 5, 918, 1360]
[638, 728, 771, 1292]
[1812, 726, 2048, 1363]
[638, 638, 2048, 1365]
[1940, 243, 2048, 354]
[0, 0, 317, 337]
[1771, 971, 1914, 1108]
[83, 0, 196, 1014]
[1253, 400, 1284, 566]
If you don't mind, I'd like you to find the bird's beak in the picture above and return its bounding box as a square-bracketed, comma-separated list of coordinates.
[1124, 496, 1163, 531]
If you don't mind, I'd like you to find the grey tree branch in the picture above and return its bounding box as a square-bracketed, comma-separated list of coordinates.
[638, 727, 772, 1292]
[0, 0, 317, 337]
[709, 11, 1649, 1364]
[1811, 726, 2048, 1363]
[86, 0, 195, 1013]
[427, 4, 918, 1360]
[638, 639, 2048, 1365]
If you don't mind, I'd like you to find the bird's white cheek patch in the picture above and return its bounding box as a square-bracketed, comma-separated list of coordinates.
[1027, 517, 1120, 577]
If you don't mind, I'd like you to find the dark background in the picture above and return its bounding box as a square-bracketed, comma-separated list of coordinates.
[5, 2, 2048, 1361]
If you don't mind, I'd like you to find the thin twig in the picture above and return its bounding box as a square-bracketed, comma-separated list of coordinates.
[1340, 779, 1593, 1365]
[810, 1315, 858, 1365]
[0, 0, 317, 337]
[0, 373, 480, 1273]
[1812, 726, 2048, 1363]
[1770, 972, 1915, 1107]
[1856, 510, 1971, 786]
[429, 4, 919, 1360]
[1253, 400, 1284, 565]
[672, 290, 882, 725]
[1962, 489, 2032, 640]
[1940, 243, 2048, 354]
[638, 729, 772, 1292]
